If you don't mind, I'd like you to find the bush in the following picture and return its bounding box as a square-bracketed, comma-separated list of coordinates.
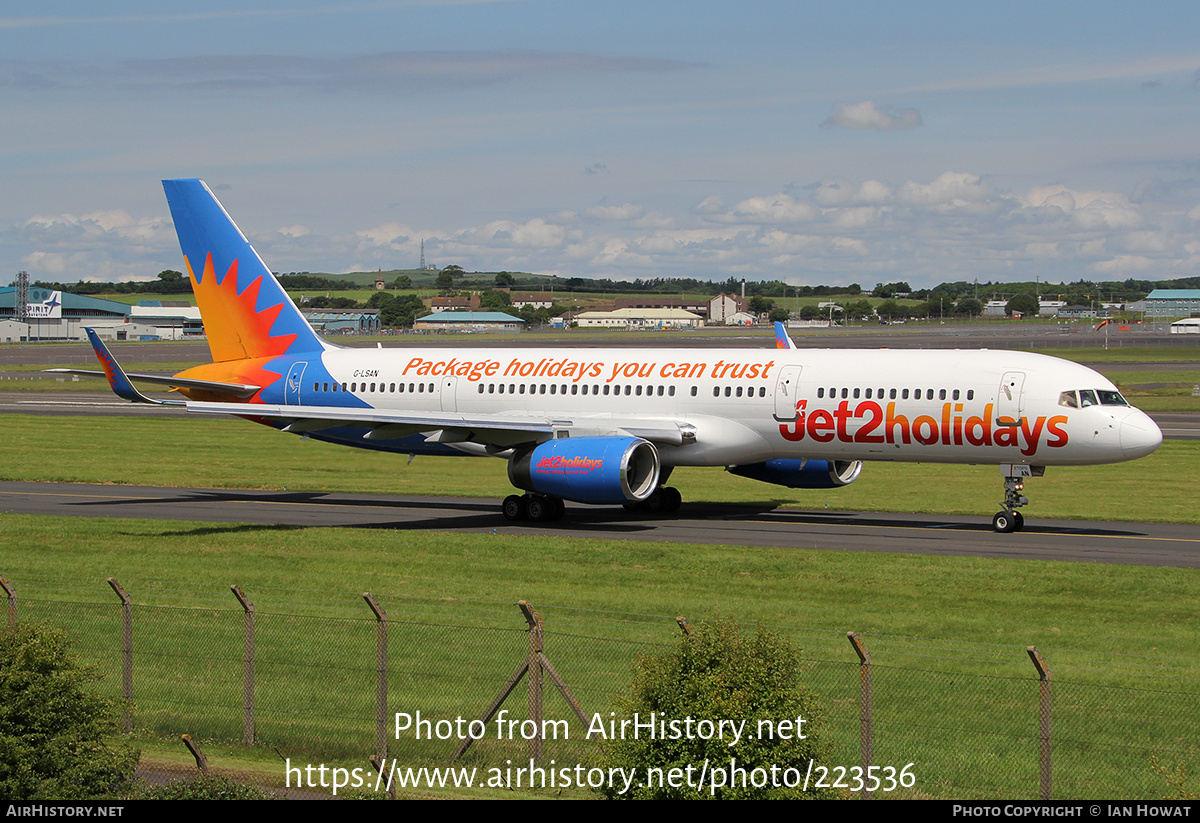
[0, 624, 138, 800]
[599, 617, 833, 799]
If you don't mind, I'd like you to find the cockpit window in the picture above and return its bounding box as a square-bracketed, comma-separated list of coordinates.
[1079, 389, 1099, 408]
[1058, 391, 1079, 408]
[1097, 390, 1128, 406]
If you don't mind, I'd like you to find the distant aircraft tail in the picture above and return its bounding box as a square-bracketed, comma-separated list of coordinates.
[774, 321, 795, 349]
[162, 179, 326, 363]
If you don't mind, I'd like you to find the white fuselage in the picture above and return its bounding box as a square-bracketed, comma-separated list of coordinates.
[305, 346, 1162, 469]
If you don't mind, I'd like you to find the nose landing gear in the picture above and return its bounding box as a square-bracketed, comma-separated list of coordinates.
[993, 465, 1042, 533]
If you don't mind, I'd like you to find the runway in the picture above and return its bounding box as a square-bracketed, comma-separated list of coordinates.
[3, 480, 1197, 569]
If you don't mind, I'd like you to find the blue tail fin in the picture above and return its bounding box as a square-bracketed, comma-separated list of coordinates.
[162, 179, 326, 363]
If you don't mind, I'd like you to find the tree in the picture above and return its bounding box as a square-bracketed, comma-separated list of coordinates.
[747, 296, 775, 315]
[494, 272, 515, 288]
[599, 618, 831, 799]
[955, 297, 983, 317]
[390, 274, 412, 290]
[0, 623, 138, 799]
[366, 291, 394, 309]
[379, 294, 428, 327]
[478, 289, 513, 310]
[1006, 293, 1039, 317]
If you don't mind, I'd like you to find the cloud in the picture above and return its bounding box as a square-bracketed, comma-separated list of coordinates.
[15, 169, 1200, 289]
[584, 163, 608, 175]
[584, 203, 644, 221]
[2, 50, 695, 96]
[822, 100, 922, 131]
[903, 53, 1200, 94]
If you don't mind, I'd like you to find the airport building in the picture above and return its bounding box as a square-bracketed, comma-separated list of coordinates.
[301, 309, 381, 334]
[574, 307, 705, 330]
[1144, 289, 1200, 319]
[412, 311, 525, 332]
[0, 287, 141, 342]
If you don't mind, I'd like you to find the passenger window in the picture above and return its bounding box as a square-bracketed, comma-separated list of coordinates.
[818, 388, 824, 399]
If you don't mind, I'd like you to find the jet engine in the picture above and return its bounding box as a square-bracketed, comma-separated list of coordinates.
[726, 458, 863, 489]
[508, 436, 661, 505]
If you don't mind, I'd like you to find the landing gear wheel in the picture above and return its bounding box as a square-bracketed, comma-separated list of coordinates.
[502, 495, 527, 521]
[660, 486, 682, 513]
[630, 486, 682, 515]
[992, 511, 1018, 533]
[526, 495, 564, 522]
[1012, 511, 1024, 532]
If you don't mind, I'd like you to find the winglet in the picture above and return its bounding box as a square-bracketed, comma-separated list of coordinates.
[84, 328, 162, 404]
[774, 321, 795, 349]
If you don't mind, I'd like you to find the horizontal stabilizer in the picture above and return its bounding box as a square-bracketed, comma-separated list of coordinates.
[45, 368, 261, 398]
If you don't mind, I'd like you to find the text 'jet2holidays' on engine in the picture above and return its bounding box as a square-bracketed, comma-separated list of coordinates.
[55, 179, 1163, 532]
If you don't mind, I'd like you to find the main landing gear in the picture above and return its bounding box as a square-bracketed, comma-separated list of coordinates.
[623, 485, 682, 514]
[500, 485, 684, 522]
[992, 474, 1029, 533]
[502, 493, 566, 522]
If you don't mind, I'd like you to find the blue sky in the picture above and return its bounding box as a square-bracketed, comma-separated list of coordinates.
[5, 1, 1200, 290]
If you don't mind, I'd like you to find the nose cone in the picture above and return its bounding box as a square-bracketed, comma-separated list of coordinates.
[1120, 411, 1163, 460]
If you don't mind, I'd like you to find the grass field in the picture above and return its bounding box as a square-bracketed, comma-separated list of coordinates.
[2, 513, 1196, 799]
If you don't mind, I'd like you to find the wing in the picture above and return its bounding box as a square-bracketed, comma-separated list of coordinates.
[184, 400, 697, 450]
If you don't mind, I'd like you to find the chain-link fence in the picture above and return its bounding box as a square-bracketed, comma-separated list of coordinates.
[2, 574, 1196, 799]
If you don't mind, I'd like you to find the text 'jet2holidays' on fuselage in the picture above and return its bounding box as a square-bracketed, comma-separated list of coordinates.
[55, 179, 1163, 533]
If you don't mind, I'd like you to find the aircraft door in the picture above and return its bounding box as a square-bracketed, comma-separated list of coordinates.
[285, 361, 307, 405]
[997, 371, 1026, 425]
[440, 376, 458, 412]
[773, 365, 803, 421]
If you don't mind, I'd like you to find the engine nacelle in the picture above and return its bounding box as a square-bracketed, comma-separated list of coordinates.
[508, 436, 661, 505]
[726, 458, 863, 489]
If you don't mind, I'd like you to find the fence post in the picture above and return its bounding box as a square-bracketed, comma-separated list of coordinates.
[1, 576, 15, 630]
[1027, 646, 1052, 800]
[364, 593, 388, 764]
[518, 600, 544, 765]
[230, 585, 255, 745]
[847, 631, 873, 799]
[107, 578, 133, 733]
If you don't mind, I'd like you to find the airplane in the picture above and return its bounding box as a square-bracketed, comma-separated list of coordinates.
[53, 179, 1164, 533]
